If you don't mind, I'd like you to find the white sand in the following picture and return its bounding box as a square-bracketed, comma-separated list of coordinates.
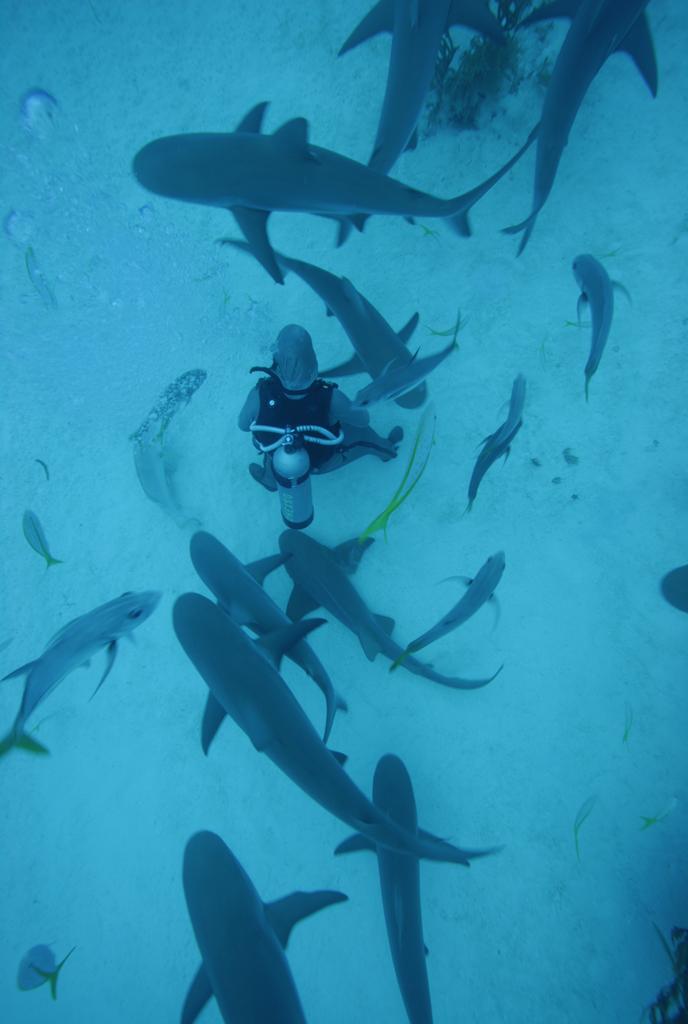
[1, 1, 686, 1021]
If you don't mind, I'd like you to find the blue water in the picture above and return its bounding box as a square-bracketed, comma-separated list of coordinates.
[1, 1, 686, 1021]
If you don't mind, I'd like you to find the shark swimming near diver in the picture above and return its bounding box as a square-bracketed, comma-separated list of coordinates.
[133, 103, 538, 284]
[173, 592, 500, 865]
[339, 0, 504, 174]
[336, 755, 436, 1024]
[188, 530, 347, 748]
[504, 0, 657, 252]
[182, 830, 347, 1024]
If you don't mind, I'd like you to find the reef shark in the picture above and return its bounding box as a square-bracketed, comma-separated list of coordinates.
[0, 591, 161, 757]
[219, 238, 426, 408]
[182, 830, 347, 1024]
[340, 0, 504, 174]
[504, 0, 656, 252]
[133, 102, 537, 283]
[173, 593, 498, 864]
[277, 533, 501, 690]
[337, 755, 435, 1024]
[188, 530, 346, 748]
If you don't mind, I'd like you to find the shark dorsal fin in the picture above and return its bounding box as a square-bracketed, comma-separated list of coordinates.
[255, 618, 326, 668]
[397, 311, 419, 344]
[272, 118, 319, 162]
[235, 101, 269, 134]
[265, 890, 348, 949]
[245, 552, 288, 586]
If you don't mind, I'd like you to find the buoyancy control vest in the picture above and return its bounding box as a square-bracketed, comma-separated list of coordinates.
[252, 373, 339, 469]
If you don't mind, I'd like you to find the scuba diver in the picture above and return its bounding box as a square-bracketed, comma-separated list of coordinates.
[239, 324, 402, 528]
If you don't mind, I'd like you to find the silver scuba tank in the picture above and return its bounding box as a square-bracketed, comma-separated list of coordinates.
[272, 433, 313, 529]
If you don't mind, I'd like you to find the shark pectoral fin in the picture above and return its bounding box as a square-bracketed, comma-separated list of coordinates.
[1, 659, 38, 682]
[286, 584, 320, 622]
[181, 963, 213, 1024]
[615, 13, 658, 97]
[576, 293, 589, 323]
[319, 354, 365, 378]
[231, 207, 282, 284]
[201, 692, 227, 756]
[446, 0, 504, 42]
[397, 311, 420, 344]
[612, 280, 632, 306]
[245, 552, 289, 585]
[338, 0, 394, 55]
[235, 101, 269, 134]
[333, 536, 375, 574]
[374, 613, 395, 635]
[266, 889, 348, 948]
[359, 628, 381, 661]
[424, 942, 429, 956]
[272, 117, 319, 162]
[329, 749, 348, 766]
[255, 618, 328, 669]
[335, 833, 377, 855]
[89, 640, 118, 700]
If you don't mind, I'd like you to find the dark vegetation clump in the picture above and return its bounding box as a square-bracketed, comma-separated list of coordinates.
[428, 0, 551, 131]
[644, 926, 688, 1023]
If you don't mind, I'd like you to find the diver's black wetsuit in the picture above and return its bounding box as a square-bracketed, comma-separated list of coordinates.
[252, 376, 340, 470]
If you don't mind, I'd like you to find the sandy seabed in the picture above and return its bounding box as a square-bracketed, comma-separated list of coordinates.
[1, 1, 686, 1022]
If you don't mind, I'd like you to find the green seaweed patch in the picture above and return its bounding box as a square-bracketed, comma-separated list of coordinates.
[428, 2, 551, 132]
[359, 406, 436, 543]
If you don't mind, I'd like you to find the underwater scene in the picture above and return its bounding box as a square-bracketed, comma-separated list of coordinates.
[1, 0, 687, 1021]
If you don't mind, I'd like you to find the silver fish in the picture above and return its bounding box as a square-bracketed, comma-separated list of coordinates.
[391, 551, 505, 669]
[0, 590, 161, 757]
[572, 253, 628, 400]
[353, 335, 458, 408]
[22, 510, 62, 568]
[467, 375, 525, 511]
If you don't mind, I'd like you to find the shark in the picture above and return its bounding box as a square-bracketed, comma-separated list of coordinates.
[133, 102, 538, 283]
[277, 532, 501, 690]
[336, 755, 435, 1024]
[173, 593, 499, 865]
[188, 530, 347, 748]
[391, 550, 505, 670]
[219, 238, 426, 408]
[504, 0, 657, 253]
[340, 0, 504, 174]
[0, 590, 161, 757]
[181, 830, 347, 1024]
[466, 374, 525, 512]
